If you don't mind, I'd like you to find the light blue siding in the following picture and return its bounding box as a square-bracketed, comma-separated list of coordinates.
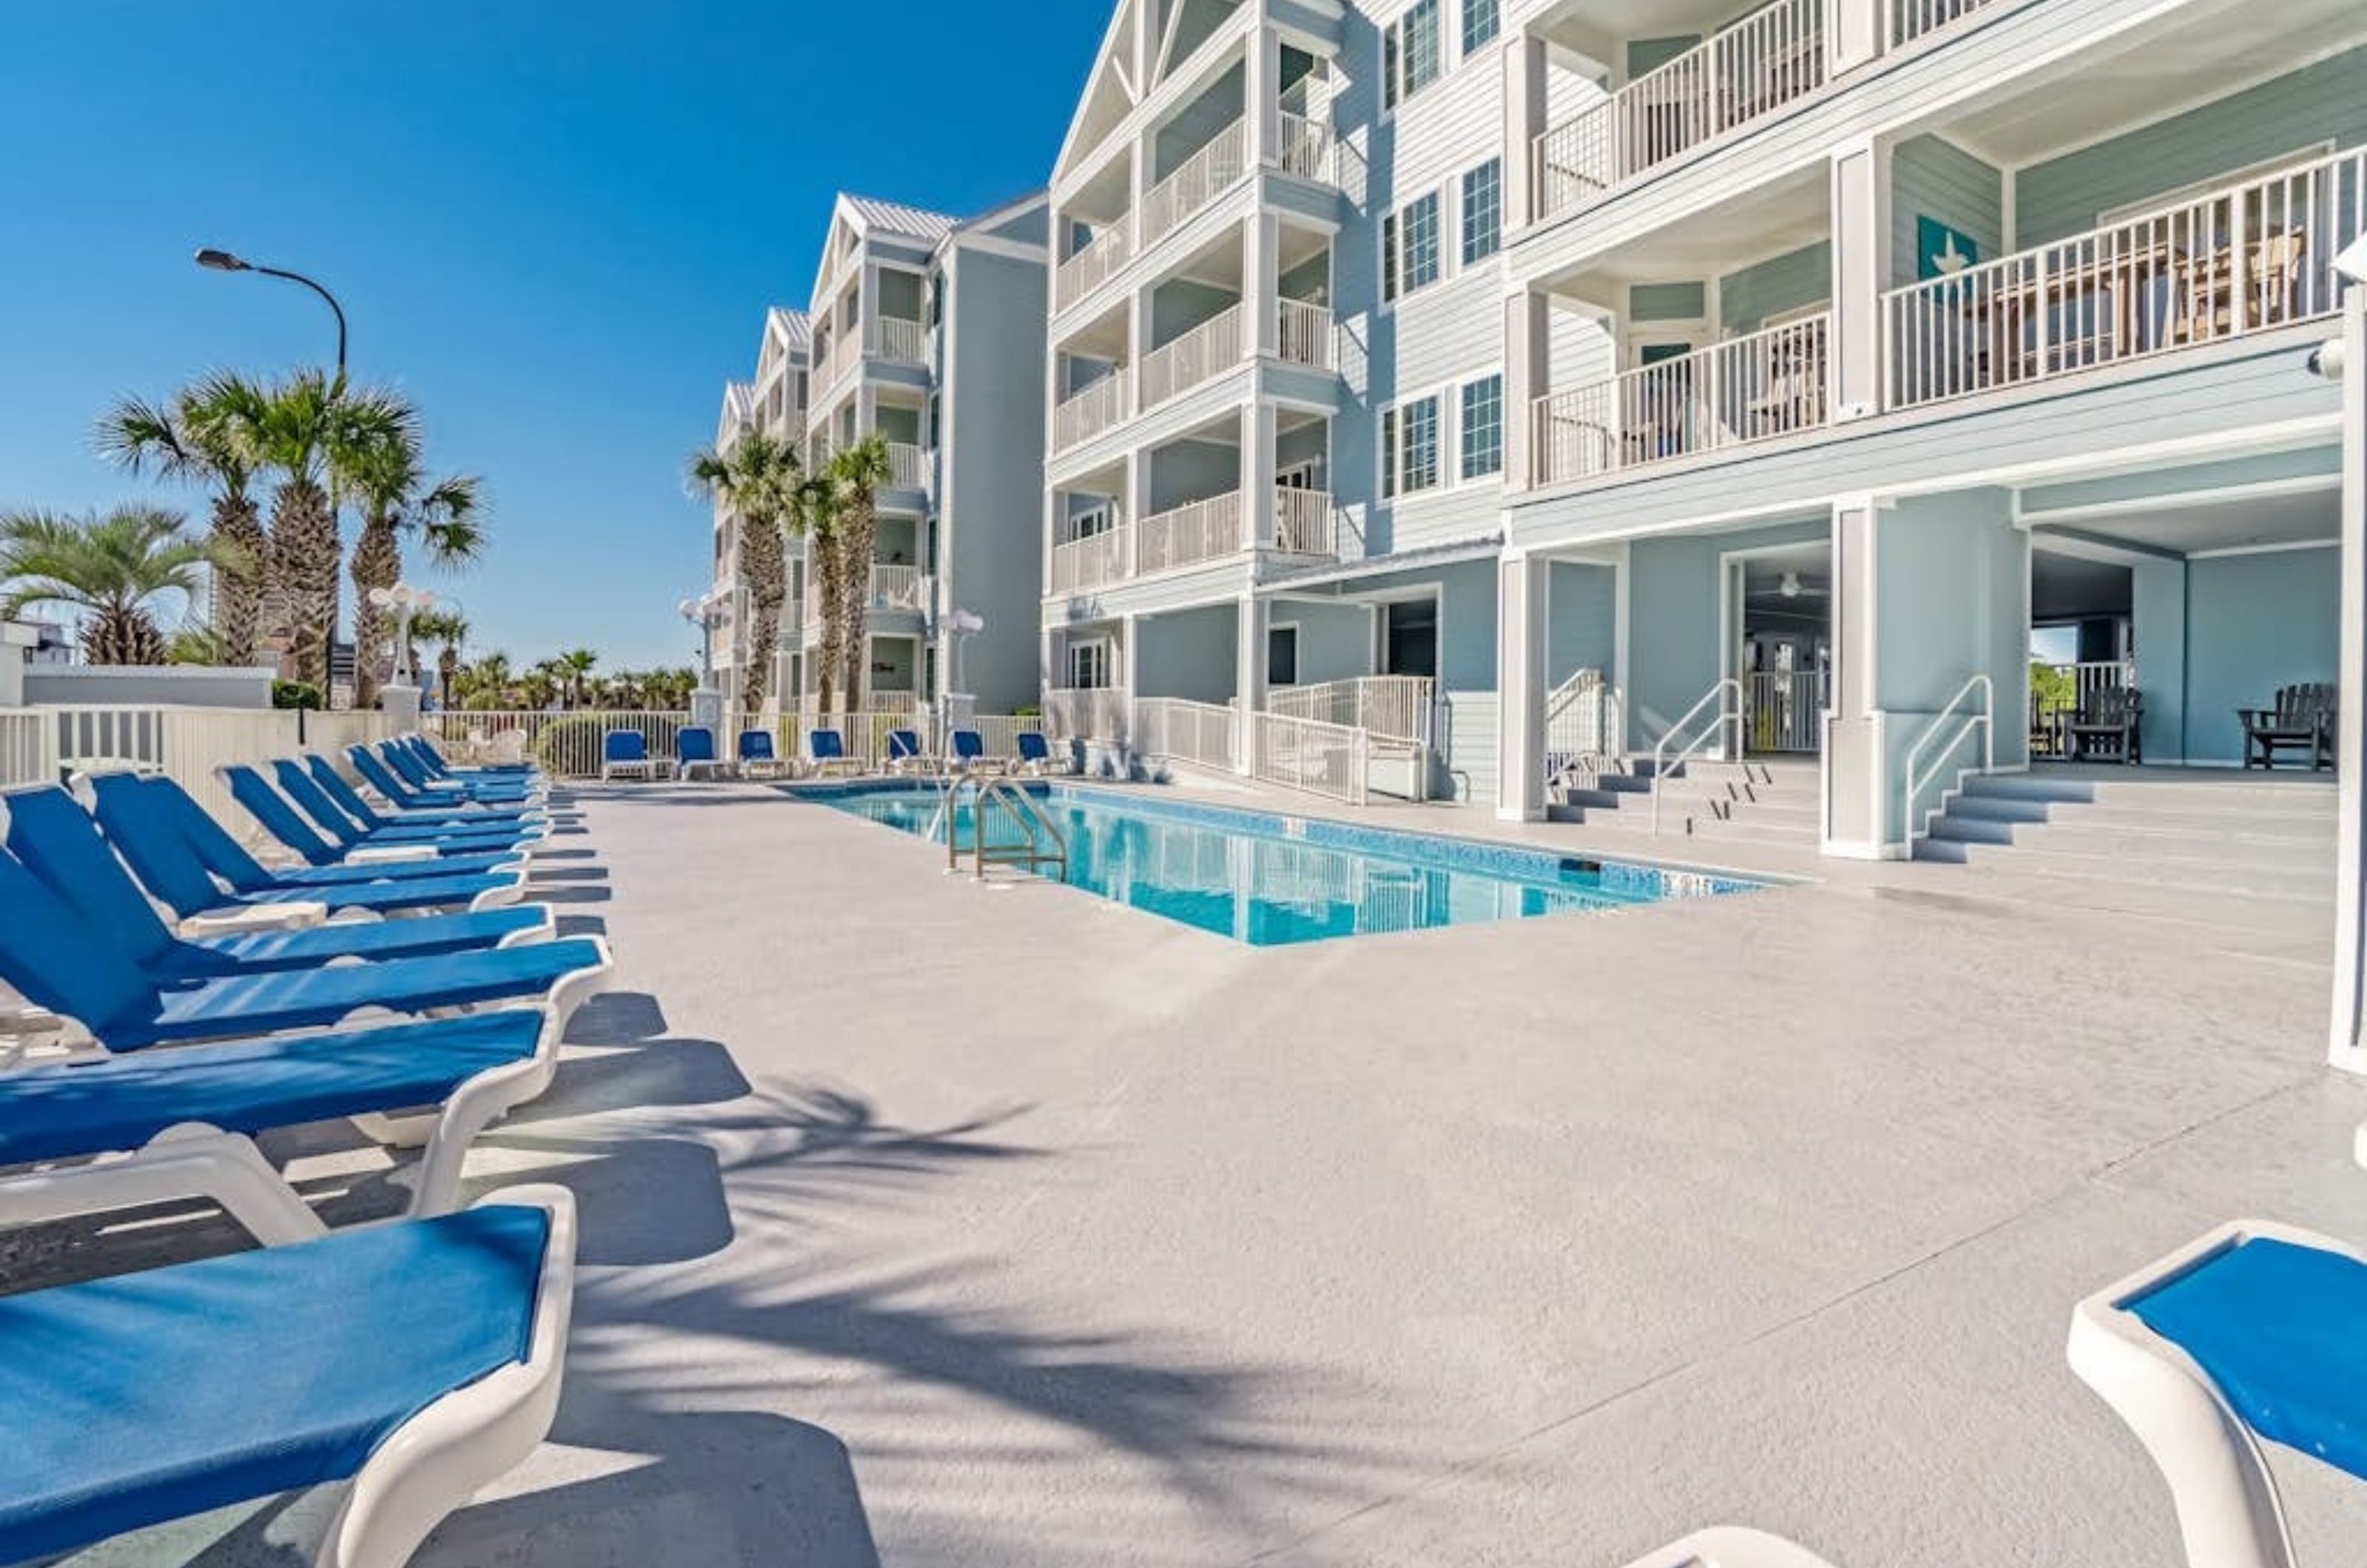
[1631, 282, 1707, 321]
[1136, 604, 1238, 702]
[1149, 439, 1240, 511]
[1626, 520, 1826, 747]
[2184, 547, 2339, 763]
[1889, 135, 2002, 288]
[945, 246, 1050, 712]
[1547, 561, 1615, 685]
[1718, 242, 1830, 334]
[1627, 36, 1700, 77]
[1277, 601, 1372, 685]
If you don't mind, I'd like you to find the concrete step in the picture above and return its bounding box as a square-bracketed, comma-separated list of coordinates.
[1686, 814, 1818, 845]
[1916, 837, 2331, 901]
[1948, 795, 2336, 839]
[1962, 771, 2335, 817]
[1976, 822, 2333, 869]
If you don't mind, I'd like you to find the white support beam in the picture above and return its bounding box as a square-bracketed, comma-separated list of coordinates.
[1496, 551, 1550, 822]
[2330, 280, 2367, 1070]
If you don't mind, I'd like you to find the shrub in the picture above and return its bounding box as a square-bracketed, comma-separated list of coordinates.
[272, 680, 324, 711]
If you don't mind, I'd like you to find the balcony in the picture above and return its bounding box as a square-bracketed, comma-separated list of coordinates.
[1533, 0, 1826, 223]
[1885, 148, 2366, 411]
[887, 441, 929, 492]
[1531, 314, 1831, 487]
[1276, 112, 1335, 186]
[1137, 491, 1241, 573]
[1054, 374, 1132, 453]
[814, 333, 857, 390]
[868, 562, 928, 612]
[1141, 121, 1249, 249]
[1051, 523, 1130, 594]
[1277, 300, 1334, 371]
[1267, 486, 1337, 557]
[874, 316, 928, 366]
[1890, 0, 2006, 47]
[1140, 303, 1245, 410]
[1056, 226, 1133, 311]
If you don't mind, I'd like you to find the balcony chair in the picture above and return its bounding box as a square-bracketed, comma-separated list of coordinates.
[2239, 683, 2336, 771]
[0, 1187, 576, 1568]
[598, 729, 667, 783]
[675, 725, 728, 781]
[1621, 1530, 1839, 1567]
[2181, 226, 2310, 342]
[808, 729, 865, 778]
[2069, 1219, 2367, 1568]
[736, 728, 790, 779]
[2063, 686, 2143, 765]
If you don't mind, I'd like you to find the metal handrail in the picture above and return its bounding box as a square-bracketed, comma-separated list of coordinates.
[1650, 678, 1743, 834]
[947, 777, 1069, 882]
[1902, 673, 1995, 842]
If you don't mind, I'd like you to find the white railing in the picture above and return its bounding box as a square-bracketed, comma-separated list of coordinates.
[1745, 669, 1828, 754]
[956, 714, 1050, 766]
[1277, 300, 1334, 369]
[1054, 372, 1132, 451]
[1254, 711, 1369, 805]
[1890, 0, 2002, 47]
[1886, 148, 2367, 410]
[1140, 303, 1246, 409]
[30, 704, 399, 823]
[1052, 524, 1131, 593]
[869, 563, 927, 611]
[1266, 675, 1434, 744]
[1545, 669, 1624, 777]
[1650, 679, 1743, 834]
[1056, 225, 1133, 308]
[1532, 313, 1830, 485]
[1533, 0, 1826, 220]
[1141, 120, 1249, 247]
[1138, 492, 1242, 574]
[0, 709, 54, 788]
[1267, 486, 1337, 556]
[419, 709, 688, 780]
[2030, 658, 2136, 756]
[1902, 674, 1994, 842]
[887, 442, 929, 492]
[815, 334, 856, 388]
[1044, 686, 1130, 742]
[1277, 112, 1336, 185]
[1132, 697, 1237, 772]
[874, 316, 928, 365]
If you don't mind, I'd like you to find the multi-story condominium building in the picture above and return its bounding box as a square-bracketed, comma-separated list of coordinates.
[1036, 0, 2364, 852]
[707, 192, 1050, 718]
[708, 305, 811, 705]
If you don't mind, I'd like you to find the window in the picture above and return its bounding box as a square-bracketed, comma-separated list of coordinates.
[926, 393, 941, 448]
[1269, 624, 1300, 686]
[1383, 0, 1442, 108]
[1461, 159, 1502, 265]
[1402, 192, 1441, 293]
[1383, 24, 1400, 109]
[1382, 212, 1400, 302]
[1462, 0, 1499, 53]
[1461, 374, 1504, 479]
[1068, 640, 1112, 689]
[927, 273, 944, 328]
[1399, 395, 1441, 494]
[1380, 407, 1399, 499]
[1382, 598, 1439, 679]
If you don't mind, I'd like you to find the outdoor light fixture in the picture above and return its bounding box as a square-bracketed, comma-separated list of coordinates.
[368, 583, 436, 686]
[1780, 572, 1803, 599]
[194, 246, 348, 374]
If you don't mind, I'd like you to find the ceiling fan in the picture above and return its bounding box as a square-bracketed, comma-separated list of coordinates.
[1770, 570, 1831, 601]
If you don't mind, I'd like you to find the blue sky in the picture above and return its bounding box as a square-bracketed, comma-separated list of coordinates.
[0, 1, 1107, 672]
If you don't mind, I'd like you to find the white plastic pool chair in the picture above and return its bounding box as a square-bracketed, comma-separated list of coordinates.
[1621, 1528, 1840, 1567]
[2069, 1219, 2367, 1568]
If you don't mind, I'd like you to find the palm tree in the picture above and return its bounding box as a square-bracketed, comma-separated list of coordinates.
[411, 606, 470, 708]
[826, 437, 894, 713]
[790, 469, 845, 720]
[557, 647, 598, 709]
[458, 649, 512, 709]
[93, 375, 270, 663]
[522, 660, 564, 712]
[0, 507, 223, 665]
[687, 430, 801, 715]
[347, 428, 487, 708]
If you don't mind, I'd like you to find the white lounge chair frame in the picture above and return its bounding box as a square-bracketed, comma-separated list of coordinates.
[1621, 1527, 1840, 1567]
[2067, 1217, 2347, 1568]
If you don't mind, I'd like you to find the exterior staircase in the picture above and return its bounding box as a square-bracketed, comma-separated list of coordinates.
[1548, 756, 1820, 845]
[1914, 770, 2334, 901]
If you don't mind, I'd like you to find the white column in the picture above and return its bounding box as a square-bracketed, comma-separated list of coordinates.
[1246, 25, 1278, 167]
[1124, 450, 1148, 578]
[1245, 212, 1279, 359]
[1830, 0, 1882, 77]
[1821, 496, 1887, 857]
[1504, 290, 1553, 491]
[2331, 279, 2367, 1070]
[1240, 400, 1277, 550]
[1830, 140, 1892, 422]
[1236, 593, 1269, 776]
[1042, 487, 1061, 598]
[859, 262, 879, 356]
[1496, 551, 1550, 821]
[1505, 32, 1550, 230]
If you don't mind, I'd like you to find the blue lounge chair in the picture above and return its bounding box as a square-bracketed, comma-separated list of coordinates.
[1016, 730, 1070, 776]
[363, 741, 536, 805]
[401, 732, 534, 780]
[737, 728, 787, 778]
[949, 729, 1005, 774]
[247, 761, 542, 861]
[600, 729, 666, 782]
[676, 725, 726, 780]
[223, 764, 537, 869]
[0, 848, 610, 1050]
[0, 1186, 576, 1567]
[85, 774, 527, 922]
[885, 729, 934, 775]
[382, 736, 538, 797]
[3, 785, 551, 979]
[101, 774, 522, 891]
[2070, 1220, 2367, 1568]
[809, 729, 862, 777]
[303, 754, 542, 834]
[351, 743, 532, 810]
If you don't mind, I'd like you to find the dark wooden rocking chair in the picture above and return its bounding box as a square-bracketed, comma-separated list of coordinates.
[2238, 683, 2336, 771]
[2064, 686, 2143, 765]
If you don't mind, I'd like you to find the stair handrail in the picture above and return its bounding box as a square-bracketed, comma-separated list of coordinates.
[1902, 673, 1995, 842]
[1650, 678, 1743, 835]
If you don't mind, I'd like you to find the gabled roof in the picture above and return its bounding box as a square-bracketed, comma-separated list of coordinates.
[945, 189, 1052, 255]
[840, 194, 962, 247]
[715, 381, 755, 445]
[1053, 0, 1144, 187]
[764, 307, 811, 354]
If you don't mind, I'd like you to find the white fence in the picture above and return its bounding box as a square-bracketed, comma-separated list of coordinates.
[1253, 711, 1369, 805]
[4, 704, 397, 821]
[0, 710, 50, 788]
[886, 442, 929, 492]
[421, 709, 689, 779]
[1277, 111, 1336, 185]
[1141, 303, 1245, 408]
[1744, 670, 1827, 754]
[1533, 313, 1830, 484]
[1268, 487, 1337, 556]
[868, 563, 928, 612]
[1141, 120, 1248, 246]
[1265, 676, 1434, 744]
[1533, 0, 1826, 219]
[1886, 147, 2367, 410]
[1045, 686, 1130, 742]
[1056, 224, 1133, 309]
[1138, 492, 1243, 573]
[1132, 697, 1237, 772]
[1052, 524, 1130, 593]
[1277, 299, 1334, 369]
[874, 317, 928, 366]
[1054, 372, 1131, 452]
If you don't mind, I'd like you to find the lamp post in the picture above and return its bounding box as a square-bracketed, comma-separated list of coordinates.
[367, 584, 434, 688]
[679, 592, 730, 734]
[194, 248, 348, 376]
[939, 608, 984, 751]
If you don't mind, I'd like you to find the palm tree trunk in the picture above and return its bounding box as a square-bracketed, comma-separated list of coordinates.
[272, 479, 340, 692]
[348, 510, 401, 708]
[740, 516, 786, 715]
[439, 646, 461, 707]
[209, 494, 269, 664]
[814, 537, 841, 722]
[82, 604, 168, 666]
[839, 499, 877, 714]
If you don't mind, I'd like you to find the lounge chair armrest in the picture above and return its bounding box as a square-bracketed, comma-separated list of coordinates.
[344, 845, 443, 866]
[180, 901, 329, 937]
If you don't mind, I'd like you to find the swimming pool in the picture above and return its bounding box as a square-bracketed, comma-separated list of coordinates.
[808, 781, 1764, 947]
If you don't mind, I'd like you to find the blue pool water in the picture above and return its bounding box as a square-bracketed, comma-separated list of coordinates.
[810, 782, 1763, 947]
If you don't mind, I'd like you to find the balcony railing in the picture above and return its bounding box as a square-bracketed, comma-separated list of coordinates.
[1053, 372, 1132, 452]
[1132, 697, 1237, 772]
[868, 563, 927, 612]
[1744, 670, 1827, 754]
[1141, 120, 1249, 248]
[1277, 300, 1334, 370]
[1267, 487, 1337, 557]
[875, 317, 928, 365]
[1138, 492, 1241, 574]
[887, 442, 929, 492]
[1885, 148, 2367, 411]
[1890, 0, 2002, 47]
[1266, 675, 1435, 745]
[1051, 524, 1130, 594]
[1056, 225, 1133, 309]
[1046, 686, 1130, 742]
[1140, 303, 1245, 409]
[1534, 0, 1826, 221]
[1277, 112, 1336, 185]
[815, 334, 857, 388]
[1531, 313, 1831, 486]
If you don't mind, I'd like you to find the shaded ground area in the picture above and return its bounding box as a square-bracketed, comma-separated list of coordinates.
[24, 777, 2367, 1567]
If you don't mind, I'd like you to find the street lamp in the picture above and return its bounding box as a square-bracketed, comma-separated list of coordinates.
[679, 592, 730, 694]
[195, 248, 348, 376]
[367, 583, 436, 689]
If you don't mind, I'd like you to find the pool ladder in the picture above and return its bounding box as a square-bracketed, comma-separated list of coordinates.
[945, 777, 1070, 883]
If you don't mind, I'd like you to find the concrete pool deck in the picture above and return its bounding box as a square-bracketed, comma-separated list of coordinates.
[15, 777, 2367, 1567]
